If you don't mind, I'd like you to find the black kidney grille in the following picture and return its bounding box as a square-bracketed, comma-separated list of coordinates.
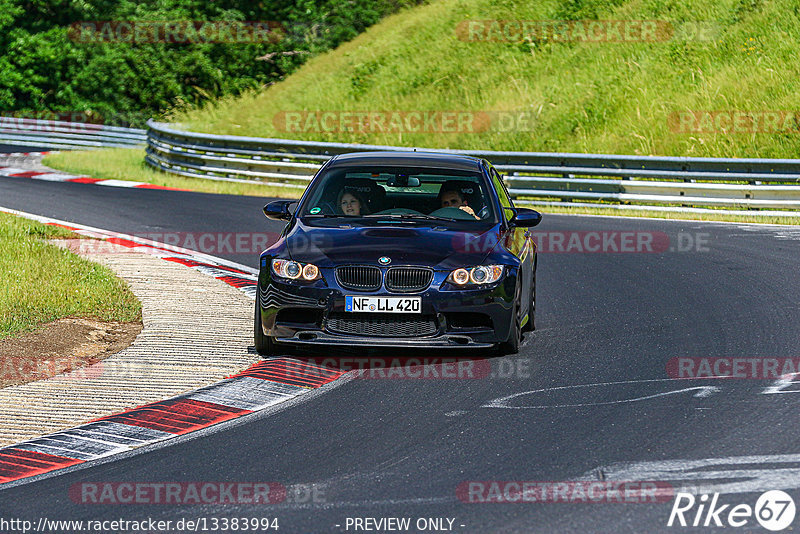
[326, 313, 437, 337]
[386, 267, 433, 293]
[335, 265, 382, 291]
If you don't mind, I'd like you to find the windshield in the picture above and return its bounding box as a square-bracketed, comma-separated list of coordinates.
[298, 165, 496, 223]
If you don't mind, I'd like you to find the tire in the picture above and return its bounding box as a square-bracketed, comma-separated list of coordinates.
[499, 301, 521, 355]
[254, 297, 275, 356]
[523, 273, 536, 333]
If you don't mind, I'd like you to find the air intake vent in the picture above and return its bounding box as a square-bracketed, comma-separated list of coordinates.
[335, 265, 382, 291]
[326, 313, 437, 337]
[386, 267, 433, 293]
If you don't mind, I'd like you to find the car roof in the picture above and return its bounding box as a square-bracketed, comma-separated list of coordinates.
[326, 151, 485, 172]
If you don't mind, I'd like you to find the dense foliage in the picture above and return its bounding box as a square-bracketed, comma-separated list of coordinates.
[0, 0, 420, 126]
[171, 0, 800, 159]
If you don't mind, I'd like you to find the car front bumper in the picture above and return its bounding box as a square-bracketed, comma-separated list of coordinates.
[257, 269, 518, 348]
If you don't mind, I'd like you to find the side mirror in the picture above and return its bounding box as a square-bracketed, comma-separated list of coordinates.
[510, 208, 542, 227]
[263, 200, 295, 221]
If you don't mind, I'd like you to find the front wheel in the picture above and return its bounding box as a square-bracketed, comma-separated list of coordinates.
[254, 298, 275, 356]
[499, 301, 521, 355]
[522, 273, 536, 333]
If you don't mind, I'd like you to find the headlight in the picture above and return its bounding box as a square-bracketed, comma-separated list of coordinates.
[452, 268, 470, 285]
[272, 259, 321, 281]
[302, 263, 319, 280]
[447, 265, 504, 286]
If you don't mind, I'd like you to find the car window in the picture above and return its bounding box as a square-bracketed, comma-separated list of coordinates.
[489, 166, 514, 222]
[299, 165, 497, 223]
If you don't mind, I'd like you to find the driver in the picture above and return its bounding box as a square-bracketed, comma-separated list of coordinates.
[438, 185, 479, 219]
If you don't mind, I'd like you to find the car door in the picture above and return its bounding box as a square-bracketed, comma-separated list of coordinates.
[489, 165, 533, 318]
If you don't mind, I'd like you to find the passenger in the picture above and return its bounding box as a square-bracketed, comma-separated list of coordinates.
[338, 188, 369, 216]
[439, 185, 479, 219]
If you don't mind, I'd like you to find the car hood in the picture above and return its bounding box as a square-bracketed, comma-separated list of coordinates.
[285, 219, 502, 269]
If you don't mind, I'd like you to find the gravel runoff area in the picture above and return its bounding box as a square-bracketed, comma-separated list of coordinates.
[0, 245, 260, 447]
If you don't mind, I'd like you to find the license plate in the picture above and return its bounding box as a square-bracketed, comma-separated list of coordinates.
[345, 296, 421, 313]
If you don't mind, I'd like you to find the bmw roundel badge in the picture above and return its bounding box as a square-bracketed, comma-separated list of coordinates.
[379, 256, 391, 265]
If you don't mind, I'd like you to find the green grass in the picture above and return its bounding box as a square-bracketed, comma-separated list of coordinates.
[43, 149, 305, 198]
[165, 0, 800, 158]
[0, 212, 142, 339]
[42, 0, 800, 224]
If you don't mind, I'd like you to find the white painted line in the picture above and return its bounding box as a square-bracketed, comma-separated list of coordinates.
[482, 378, 728, 409]
[75, 422, 174, 443]
[30, 433, 129, 459]
[9, 424, 175, 461]
[13, 441, 97, 461]
[581, 454, 800, 495]
[95, 179, 146, 188]
[23, 173, 74, 182]
[187, 376, 306, 411]
[0, 167, 31, 175]
[0, 206, 259, 276]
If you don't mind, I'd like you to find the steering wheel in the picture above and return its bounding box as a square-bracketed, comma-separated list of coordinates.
[429, 206, 479, 220]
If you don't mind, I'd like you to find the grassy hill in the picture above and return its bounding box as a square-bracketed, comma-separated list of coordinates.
[167, 0, 800, 158]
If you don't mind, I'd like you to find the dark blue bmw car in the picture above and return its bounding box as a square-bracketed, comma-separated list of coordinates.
[255, 151, 541, 355]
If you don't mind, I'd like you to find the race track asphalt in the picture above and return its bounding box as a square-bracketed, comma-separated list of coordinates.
[0, 144, 51, 153]
[1, 175, 799, 533]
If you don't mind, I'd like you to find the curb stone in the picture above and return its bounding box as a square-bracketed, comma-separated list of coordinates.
[0, 210, 346, 485]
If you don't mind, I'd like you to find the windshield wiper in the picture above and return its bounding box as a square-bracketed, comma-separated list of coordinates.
[363, 214, 458, 222]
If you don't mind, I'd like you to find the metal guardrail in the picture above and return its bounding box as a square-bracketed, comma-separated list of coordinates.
[0, 118, 146, 150]
[146, 120, 800, 214]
